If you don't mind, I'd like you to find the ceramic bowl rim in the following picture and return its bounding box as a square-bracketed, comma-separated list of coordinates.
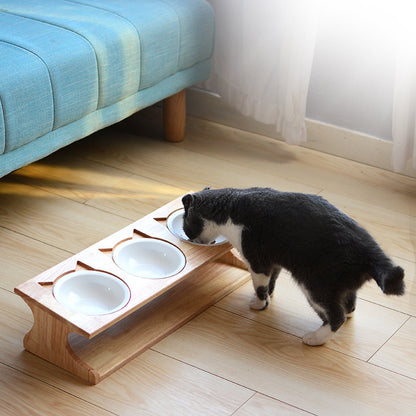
[53, 270, 131, 315]
[112, 237, 186, 278]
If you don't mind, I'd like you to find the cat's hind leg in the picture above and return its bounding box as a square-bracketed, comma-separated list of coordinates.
[343, 291, 357, 318]
[302, 296, 346, 346]
[268, 266, 282, 298]
[249, 269, 271, 310]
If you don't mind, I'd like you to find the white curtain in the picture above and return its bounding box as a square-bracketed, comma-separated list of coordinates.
[202, 0, 320, 145]
[202, 0, 416, 173]
[392, 1, 416, 172]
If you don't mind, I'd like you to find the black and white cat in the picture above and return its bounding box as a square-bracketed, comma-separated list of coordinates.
[181, 187, 405, 346]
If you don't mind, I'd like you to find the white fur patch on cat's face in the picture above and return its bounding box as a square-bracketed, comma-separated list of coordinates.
[194, 219, 220, 244]
[195, 218, 244, 254]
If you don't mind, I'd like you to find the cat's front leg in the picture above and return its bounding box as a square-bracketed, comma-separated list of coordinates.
[249, 270, 271, 311]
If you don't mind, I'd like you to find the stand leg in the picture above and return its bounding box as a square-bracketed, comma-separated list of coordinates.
[163, 90, 186, 142]
[23, 300, 99, 384]
[219, 248, 248, 270]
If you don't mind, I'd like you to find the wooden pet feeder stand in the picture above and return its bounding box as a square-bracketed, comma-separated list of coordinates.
[14, 197, 248, 384]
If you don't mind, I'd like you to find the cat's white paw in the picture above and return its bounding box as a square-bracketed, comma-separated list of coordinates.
[249, 294, 270, 310]
[302, 324, 333, 346]
[346, 310, 355, 319]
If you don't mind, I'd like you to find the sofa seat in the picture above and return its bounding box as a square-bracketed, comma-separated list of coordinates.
[0, 0, 214, 178]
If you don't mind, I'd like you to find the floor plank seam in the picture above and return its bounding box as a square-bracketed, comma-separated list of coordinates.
[0, 225, 74, 256]
[83, 156, 141, 178]
[259, 392, 319, 416]
[228, 391, 256, 416]
[149, 348, 258, 396]
[83, 155, 187, 196]
[356, 296, 415, 318]
[12, 173, 146, 223]
[82, 201, 138, 222]
[11, 176, 90, 208]
[366, 315, 412, 364]
[79, 152, 141, 178]
[211, 304, 302, 339]
[232, 391, 319, 416]
[366, 360, 416, 382]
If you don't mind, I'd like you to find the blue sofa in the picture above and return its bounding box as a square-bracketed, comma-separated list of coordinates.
[0, 0, 215, 178]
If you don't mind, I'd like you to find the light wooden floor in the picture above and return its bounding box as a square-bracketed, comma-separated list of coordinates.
[1, 108, 415, 416]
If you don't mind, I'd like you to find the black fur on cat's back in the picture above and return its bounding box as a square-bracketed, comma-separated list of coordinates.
[182, 187, 405, 297]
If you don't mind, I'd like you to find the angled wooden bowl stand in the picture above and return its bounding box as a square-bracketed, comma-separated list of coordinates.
[14, 197, 248, 384]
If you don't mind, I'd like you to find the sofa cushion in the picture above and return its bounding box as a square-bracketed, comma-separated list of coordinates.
[0, 41, 54, 154]
[0, 13, 98, 153]
[0, 0, 214, 157]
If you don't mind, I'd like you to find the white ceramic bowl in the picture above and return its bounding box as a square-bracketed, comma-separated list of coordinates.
[53, 270, 130, 315]
[166, 209, 228, 246]
[113, 238, 186, 279]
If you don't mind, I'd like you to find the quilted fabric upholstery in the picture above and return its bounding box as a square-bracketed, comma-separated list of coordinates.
[0, 0, 214, 177]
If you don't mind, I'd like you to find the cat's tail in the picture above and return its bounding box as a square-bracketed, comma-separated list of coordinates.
[372, 263, 405, 295]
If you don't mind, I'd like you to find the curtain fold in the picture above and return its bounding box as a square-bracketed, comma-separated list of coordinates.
[202, 0, 320, 144]
[392, 1, 416, 172]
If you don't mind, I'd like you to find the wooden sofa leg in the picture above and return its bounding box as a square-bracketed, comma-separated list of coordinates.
[163, 89, 186, 142]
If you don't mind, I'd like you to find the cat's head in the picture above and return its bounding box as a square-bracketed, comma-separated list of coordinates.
[181, 188, 217, 244]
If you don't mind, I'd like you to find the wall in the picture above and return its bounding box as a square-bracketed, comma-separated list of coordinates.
[306, 1, 396, 142]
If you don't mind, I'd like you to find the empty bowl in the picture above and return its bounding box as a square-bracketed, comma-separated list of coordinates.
[166, 209, 228, 246]
[53, 270, 130, 315]
[113, 238, 186, 279]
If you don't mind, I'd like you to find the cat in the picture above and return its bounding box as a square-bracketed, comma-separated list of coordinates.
[181, 187, 405, 346]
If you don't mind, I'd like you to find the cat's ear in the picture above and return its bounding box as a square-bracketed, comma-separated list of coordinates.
[182, 193, 194, 211]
